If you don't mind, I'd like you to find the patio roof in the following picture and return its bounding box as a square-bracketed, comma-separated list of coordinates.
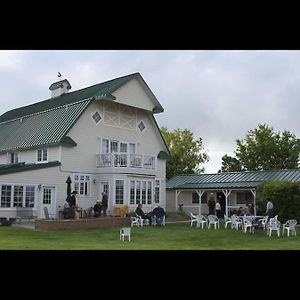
[166, 169, 300, 190]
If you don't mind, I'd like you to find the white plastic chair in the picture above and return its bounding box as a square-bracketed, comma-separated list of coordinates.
[197, 215, 208, 229]
[231, 214, 243, 230]
[152, 215, 165, 226]
[190, 213, 199, 227]
[282, 219, 297, 237]
[135, 214, 149, 226]
[120, 227, 131, 241]
[258, 215, 268, 230]
[131, 216, 140, 227]
[267, 218, 281, 237]
[243, 216, 254, 233]
[224, 215, 232, 229]
[207, 215, 219, 229]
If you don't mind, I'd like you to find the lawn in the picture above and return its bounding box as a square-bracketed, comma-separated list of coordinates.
[0, 222, 299, 250]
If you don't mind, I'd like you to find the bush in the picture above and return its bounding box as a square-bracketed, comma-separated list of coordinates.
[1, 219, 12, 226]
[257, 180, 300, 222]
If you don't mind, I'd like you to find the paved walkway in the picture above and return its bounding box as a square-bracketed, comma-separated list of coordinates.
[12, 221, 35, 229]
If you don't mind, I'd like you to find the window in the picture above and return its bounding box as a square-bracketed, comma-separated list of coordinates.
[237, 191, 252, 204]
[138, 121, 146, 132]
[25, 186, 35, 207]
[1, 185, 12, 208]
[147, 182, 152, 205]
[115, 180, 124, 204]
[10, 152, 19, 164]
[37, 148, 48, 162]
[74, 174, 90, 196]
[102, 139, 109, 153]
[130, 180, 135, 205]
[130, 179, 153, 205]
[142, 181, 146, 204]
[192, 192, 207, 204]
[92, 111, 102, 124]
[43, 187, 52, 204]
[154, 179, 160, 203]
[0, 184, 35, 208]
[13, 185, 23, 207]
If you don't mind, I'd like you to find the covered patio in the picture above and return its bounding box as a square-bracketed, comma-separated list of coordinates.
[166, 169, 300, 217]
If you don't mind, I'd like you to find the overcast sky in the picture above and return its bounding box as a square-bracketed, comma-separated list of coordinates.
[1, 50, 300, 173]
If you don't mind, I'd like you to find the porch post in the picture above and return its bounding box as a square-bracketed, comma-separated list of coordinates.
[250, 188, 257, 215]
[175, 190, 181, 211]
[196, 190, 205, 215]
[222, 189, 232, 217]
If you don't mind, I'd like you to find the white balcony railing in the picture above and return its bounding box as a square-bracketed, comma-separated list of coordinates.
[96, 153, 155, 169]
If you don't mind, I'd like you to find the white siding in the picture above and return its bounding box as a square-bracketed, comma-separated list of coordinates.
[113, 77, 155, 112]
[0, 78, 167, 217]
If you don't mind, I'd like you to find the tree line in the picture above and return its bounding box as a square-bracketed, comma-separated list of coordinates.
[161, 123, 300, 179]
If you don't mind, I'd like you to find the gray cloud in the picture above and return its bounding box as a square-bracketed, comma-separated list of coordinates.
[1, 50, 300, 173]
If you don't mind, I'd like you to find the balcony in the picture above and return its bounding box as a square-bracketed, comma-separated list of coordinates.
[96, 153, 156, 173]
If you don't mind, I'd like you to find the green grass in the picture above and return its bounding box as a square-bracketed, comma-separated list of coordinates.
[0, 222, 299, 250]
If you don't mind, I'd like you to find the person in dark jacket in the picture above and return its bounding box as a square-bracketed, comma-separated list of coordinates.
[93, 200, 102, 217]
[69, 191, 78, 219]
[101, 192, 108, 216]
[152, 204, 165, 226]
[135, 203, 152, 225]
[208, 198, 215, 215]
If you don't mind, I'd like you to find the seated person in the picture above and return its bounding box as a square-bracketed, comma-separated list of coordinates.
[135, 203, 152, 225]
[93, 200, 102, 217]
[152, 203, 165, 226]
[241, 206, 251, 216]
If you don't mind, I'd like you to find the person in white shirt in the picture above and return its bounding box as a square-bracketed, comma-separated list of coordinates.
[215, 201, 221, 218]
[266, 200, 274, 220]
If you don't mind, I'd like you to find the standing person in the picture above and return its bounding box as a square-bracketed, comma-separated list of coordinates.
[266, 200, 274, 220]
[208, 198, 215, 215]
[93, 200, 102, 217]
[70, 191, 78, 219]
[215, 200, 221, 218]
[101, 192, 108, 216]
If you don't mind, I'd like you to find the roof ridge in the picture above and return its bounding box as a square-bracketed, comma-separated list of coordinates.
[0, 98, 91, 126]
[0, 72, 140, 123]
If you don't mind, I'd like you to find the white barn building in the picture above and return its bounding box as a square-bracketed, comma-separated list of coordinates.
[0, 72, 170, 219]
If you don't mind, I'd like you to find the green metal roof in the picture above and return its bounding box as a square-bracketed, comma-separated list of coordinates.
[0, 100, 89, 153]
[0, 72, 140, 123]
[0, 161, 61, 175]
[166, 169, 300, 190]
[0, 72, 164, 153]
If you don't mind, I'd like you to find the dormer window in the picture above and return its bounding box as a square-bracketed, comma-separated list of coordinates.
[9, 152, 19, 164]
[37, 148, 48, 163]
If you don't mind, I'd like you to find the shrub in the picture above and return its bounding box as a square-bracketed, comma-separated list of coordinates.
[1, 219, 12, 226]
[257, 180, 300, 222]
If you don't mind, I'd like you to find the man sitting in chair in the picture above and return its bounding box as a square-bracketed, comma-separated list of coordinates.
[135, 203, 152, 225]
[152, 203, 165, 226]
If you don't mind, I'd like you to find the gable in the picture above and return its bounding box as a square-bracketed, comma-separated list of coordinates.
[112, 77, 163, 113]
[0, 72, 165, 153]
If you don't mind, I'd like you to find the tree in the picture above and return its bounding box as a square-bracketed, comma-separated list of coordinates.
[160, 127, 209, 179]
[220, 123, 300, 172]
[219, 154, 242, 172]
